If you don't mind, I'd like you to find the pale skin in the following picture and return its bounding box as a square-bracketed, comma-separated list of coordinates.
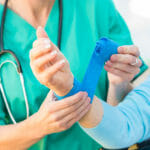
[0, 0, 142, 149]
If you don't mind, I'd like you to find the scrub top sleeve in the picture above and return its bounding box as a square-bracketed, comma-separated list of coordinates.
[0, 92, 7, 125]
[82, 76, 150, 149]
[107, 0, 148, 79]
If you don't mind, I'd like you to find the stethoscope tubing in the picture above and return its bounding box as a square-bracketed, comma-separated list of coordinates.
[0, 60, 29, 124]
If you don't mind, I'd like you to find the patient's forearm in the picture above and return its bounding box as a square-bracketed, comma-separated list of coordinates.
[79, 96, 103, 128]
[79, 77, 150, 149]
[107, 82, 133, 106]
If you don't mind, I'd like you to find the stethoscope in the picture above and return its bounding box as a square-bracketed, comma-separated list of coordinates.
[0, 0, 63, 124]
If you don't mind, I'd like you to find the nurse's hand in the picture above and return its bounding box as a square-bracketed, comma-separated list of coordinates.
[104, 45, 142, 85]
[30, 27, 73, 96]
[35, 91, 91, 136]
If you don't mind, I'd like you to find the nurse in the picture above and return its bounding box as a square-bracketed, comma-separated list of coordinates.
[0, 0, 148, 150]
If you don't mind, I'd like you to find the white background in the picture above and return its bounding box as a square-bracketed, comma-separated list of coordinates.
[114, 0, 150, 64]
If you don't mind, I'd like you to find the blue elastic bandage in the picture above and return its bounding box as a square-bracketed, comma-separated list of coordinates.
[81, 38, 119, 102]
[55, 78, 81, 100]
[55, 38, 119, 101]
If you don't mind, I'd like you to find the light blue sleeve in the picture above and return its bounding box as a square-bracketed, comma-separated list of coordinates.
[81, 76, 150, 149]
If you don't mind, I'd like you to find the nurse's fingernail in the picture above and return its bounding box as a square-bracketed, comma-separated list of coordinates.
[59, 59, 65, 64]
[50, 50, 57, 56]
[45, 44, 51, 49]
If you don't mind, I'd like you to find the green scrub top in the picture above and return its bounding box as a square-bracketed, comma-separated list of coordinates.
[0, 0, 148, 149]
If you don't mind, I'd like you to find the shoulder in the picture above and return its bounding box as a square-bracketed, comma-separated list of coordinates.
[72, 0, 115, 18]
[75, 0, 114, 9]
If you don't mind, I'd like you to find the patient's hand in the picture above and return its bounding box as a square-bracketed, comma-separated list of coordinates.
[30, 27, 73, 96]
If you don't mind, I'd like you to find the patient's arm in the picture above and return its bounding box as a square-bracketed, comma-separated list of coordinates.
[79, 96, 103, 128]
[107, 82, 133, 106]
[79, 76, 150, 149]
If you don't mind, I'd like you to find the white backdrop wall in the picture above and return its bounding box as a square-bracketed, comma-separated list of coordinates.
[114, 0, 150, 64]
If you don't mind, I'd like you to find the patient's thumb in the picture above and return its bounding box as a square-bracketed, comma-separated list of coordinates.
[36, 26, 49, 39]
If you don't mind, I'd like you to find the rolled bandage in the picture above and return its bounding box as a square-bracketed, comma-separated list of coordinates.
[55, 38, 119, 102]
[81, 38, 119, 102]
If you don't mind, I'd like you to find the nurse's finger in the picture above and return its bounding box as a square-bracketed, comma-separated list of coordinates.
[56, 98, 91, 130]
[37, 26, 49, 39]
[33, 50, 58, 72]
[30, 45, 52, 60]
[64, 100, 91, 129]
[36, 26, 60, 52]
[67, 104, 91, 129]
[49, 92, 87, 112]
[105, 61, 140, 74]
[118, 45, 140, 57]
[110, 54, 142, 67]
[104, 65, 135, 81]
[33, 38, 51, 48]
[51, 93, 88, 121]
[42, 59, 66, 77]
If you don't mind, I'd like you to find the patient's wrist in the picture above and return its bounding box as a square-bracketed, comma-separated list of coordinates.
[107, 81, 133, 106]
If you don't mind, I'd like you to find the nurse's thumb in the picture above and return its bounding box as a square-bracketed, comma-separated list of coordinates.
[36, 26, 49, 39]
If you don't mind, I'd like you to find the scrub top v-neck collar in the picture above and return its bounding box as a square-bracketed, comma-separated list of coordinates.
[0, 0, 59, 50]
